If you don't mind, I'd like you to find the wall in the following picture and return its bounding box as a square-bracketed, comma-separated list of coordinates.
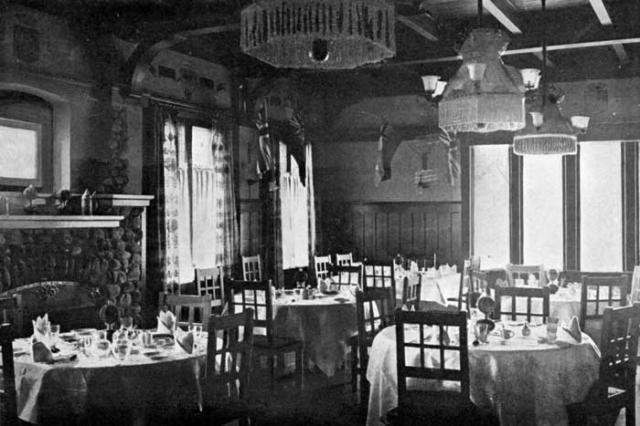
[316, 94, 462, 263]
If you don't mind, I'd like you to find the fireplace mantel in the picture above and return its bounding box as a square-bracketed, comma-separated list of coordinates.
[0, 215, 125, 229]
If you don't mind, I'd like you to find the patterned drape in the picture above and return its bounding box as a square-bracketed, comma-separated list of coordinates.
[147, 104, 181, 294]
[211, 122, 239, 275]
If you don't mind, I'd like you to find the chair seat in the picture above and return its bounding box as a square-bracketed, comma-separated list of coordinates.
[253, 335, 302, 351]
[382, 400, 497, 426]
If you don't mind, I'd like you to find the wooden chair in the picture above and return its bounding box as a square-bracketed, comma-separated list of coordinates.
[201, 309, 255, 426]
[226, 279, 303, 391]
[335, 252, 353, 266]
[0, 324, 17, 426]
[0, 295, 23, 337]
[351, 287, 396, 407]
[330, 265, 361, 289]
[195, 266, 225, 315]
[242, 255, 262, 281]
[362, 260, 396, 295]
[314, 255, 332, 284]
[158, 293, 212, 331]
[456, 259, 486, 312]
[567, 303, 640, 426]
[494, 286, 550, 324]
[505, 264, 546, 287]
[401, 275, 422, 311]
[384, 309, 495, 425]
[580, 275, 629, 344]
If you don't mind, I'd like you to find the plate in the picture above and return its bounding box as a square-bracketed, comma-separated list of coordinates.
[148, 354, 169, 361]
[334, 297, 350, 303]
[143, 350, 161, 357]
[73, 328, 97, 335]
[322, 290, 339, 295]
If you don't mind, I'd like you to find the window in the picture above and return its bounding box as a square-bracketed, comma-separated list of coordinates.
[0, 118, 41, 187]
[280, 142, 310, 269]
[580, 142, 622, 271]
[522, 155, 564, 269]
[176, 123, 233, 283]
[471, 145, 510, 269]
[0, 92, 52, 191]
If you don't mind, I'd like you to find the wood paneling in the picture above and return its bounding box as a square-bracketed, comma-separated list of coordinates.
[239, 199, 262, 257]
[321, 201, 461, 266]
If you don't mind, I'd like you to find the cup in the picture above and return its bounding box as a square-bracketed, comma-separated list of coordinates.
[546, 318, 559, 342]
[474, 322, 490, 344]
[142, 331, 153, 348]
[49, 324, 60, 347]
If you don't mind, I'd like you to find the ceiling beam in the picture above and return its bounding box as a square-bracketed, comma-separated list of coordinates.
[611, 43, 630, 63]
[483, 0, 522, 34]
[397, 13, 439, 42]
[384, 36, 640, 66]
[589, 0, 613, 25]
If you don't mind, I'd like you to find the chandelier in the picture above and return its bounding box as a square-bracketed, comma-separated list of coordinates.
[240, 0, 396, 70]
[438, 27, 525, 133]
[512, 0, 583, 155]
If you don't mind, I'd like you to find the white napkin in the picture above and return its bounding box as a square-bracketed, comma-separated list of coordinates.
[563, 316, 582, 343]
[157, 311, 176, 334]
[410, 261, 419, 273]
[32, 314, 50, 343]
[425, 267, 439, 278]
[174, 328, 194, 354]
[439, 264, 451, 275]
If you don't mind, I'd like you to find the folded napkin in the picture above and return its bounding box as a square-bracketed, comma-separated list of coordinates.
[32, 314, 50, 343]
[564, 316, 582, 343]
[157, 311, 176, 334]
[32, 341, 54, 364]
[410, 261, 419, 273]
[174, 328, 194, 354]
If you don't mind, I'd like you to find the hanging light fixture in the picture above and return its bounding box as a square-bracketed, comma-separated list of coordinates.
[438, 1, 525, 134]
[513, 0, 581, 155]
[240, 0, 396, 70]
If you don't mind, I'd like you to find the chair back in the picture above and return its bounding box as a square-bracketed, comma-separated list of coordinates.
[362, 260, 396, 295]
[204, 309, 254, 406]
[0, 295, 23, 337]
[0, 324, 17, 426]
[395, 309, 470, 416]
[242, 255, 262, 281]
[314, 255, 332, 283]
[335, 252, 353, 267]
[505, 264, 546, 286]
[598, 304, 640, 394]
[401, 275, 422, 311]
[195, 266, 225, 314]
[331, 265, 361, 289]
[355, 287, 395, 369]
[581, 275, 629, 342]
[457, 259, 486, 312]
[158, 293, 212, 331]
[226, 279, 274, 344]
[494, 286, 550, 323]
[630, 265, 640, 303]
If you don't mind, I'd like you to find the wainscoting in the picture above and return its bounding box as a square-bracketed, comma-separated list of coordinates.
[239, 199, 263, 257]
[320, 201, 462, 266]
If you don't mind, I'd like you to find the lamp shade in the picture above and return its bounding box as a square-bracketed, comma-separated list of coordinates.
[240, 0, 396, 70]
[513, 102, 577, 155]
[439, 28, 525, 134]
[421, 75, 440, 92]
[520, 68, 541, 91]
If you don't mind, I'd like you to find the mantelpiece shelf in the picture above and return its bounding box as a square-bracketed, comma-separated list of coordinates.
[0, 215, 125, 229]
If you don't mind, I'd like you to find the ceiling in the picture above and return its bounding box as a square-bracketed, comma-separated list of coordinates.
[14, 0, 640, 95]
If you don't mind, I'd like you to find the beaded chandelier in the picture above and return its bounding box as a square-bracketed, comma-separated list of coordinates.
[438, 28, 526, 134]
[240, 0, 396, 70]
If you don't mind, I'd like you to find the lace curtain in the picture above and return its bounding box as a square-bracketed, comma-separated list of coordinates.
[280, 150, 309, 269]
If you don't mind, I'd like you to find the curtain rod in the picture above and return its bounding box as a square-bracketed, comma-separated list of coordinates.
[127, 90, 233, 118]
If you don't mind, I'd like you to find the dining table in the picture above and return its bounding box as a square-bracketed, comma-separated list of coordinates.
[366, 319, 601, 426]
[395, 270, 461, 309]
[234, 288, 358, 377]
[12, 330, 209, 425]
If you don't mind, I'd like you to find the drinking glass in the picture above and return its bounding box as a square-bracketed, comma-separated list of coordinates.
[546, 318, 559, 342]
[113, 339, 131, 361]
[49, 324, 60, 347]
[189, 324, 203, 352]
[81, 335, 94, 357]
[474, 322, 490, 344]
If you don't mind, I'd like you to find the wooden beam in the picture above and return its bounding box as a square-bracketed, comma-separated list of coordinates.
[589, 0, 613, 25]
[484, 0, 522, 34]
[611, 43, 630, 63]
[397, 14, 439, 42]
[384, 37, 640, 66]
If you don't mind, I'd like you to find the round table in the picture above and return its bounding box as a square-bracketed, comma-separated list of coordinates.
[13, 333, 207, 424]
[366, 322, 600, 426]
[273, 292, 357, 377]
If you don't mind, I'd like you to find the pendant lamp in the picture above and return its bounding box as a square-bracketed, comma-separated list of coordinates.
[512, 0, 578, 155]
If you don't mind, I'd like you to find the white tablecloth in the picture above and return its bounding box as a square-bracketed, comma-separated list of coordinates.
[366, 322, 600, 426]
[272, 292, 357, 376]
[498, 286, 582, 325]
[395, 272, 461, 307]
[13, 334, 208, 424]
